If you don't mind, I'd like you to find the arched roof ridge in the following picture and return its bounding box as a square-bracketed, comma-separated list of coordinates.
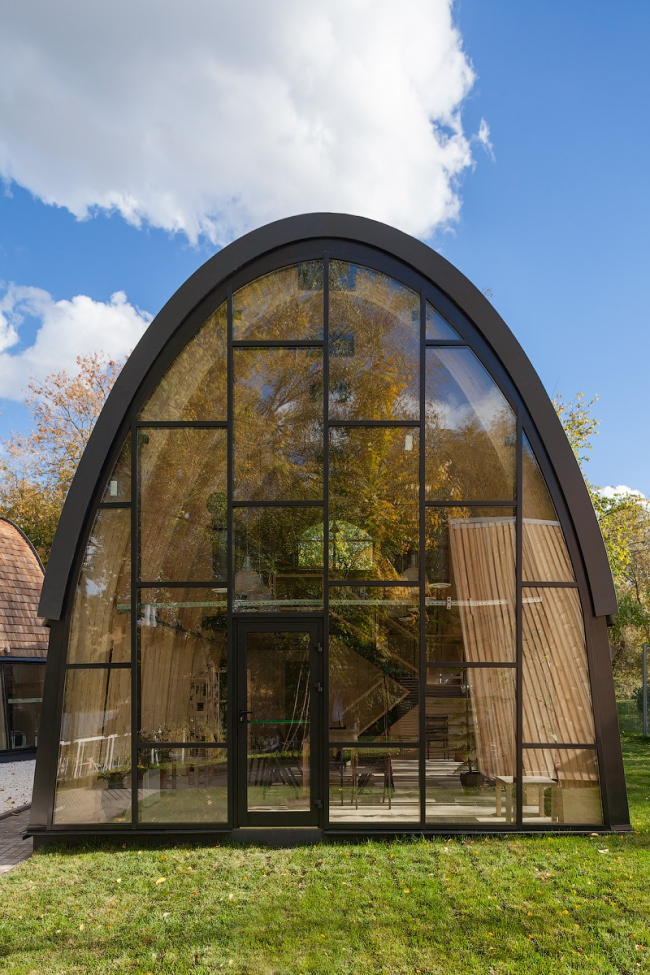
[38, 212, 616, 620]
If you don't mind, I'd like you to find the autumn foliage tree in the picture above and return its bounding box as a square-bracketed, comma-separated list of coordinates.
[0, 353, 124, 562]
[554, 392, 650, 698]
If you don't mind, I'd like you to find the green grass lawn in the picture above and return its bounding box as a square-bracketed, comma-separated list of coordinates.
[2, 734, 650, 974]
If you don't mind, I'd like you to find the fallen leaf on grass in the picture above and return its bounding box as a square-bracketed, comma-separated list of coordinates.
[78, 924, 84, 932]
[598, 849, 609, 854]
[155, 877, 166, 885]
[163, 912, 171, 917]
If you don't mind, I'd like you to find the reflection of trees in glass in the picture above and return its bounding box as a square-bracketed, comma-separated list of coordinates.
[206, 491, 227, 580]
[328, 262, 419, 421]
[234, 348, 323, 501]
[425, 348, 516, 500]
[234, 262, 323, 341]
[139, 429, 227, 582]
[140, 304, 227, 421]
[234, 507, 323, 604]
[330, 427, 419, 579]
[68, 509, 131, 664]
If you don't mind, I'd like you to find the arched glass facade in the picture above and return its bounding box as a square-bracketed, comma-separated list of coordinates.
[31, 219, 628, 839]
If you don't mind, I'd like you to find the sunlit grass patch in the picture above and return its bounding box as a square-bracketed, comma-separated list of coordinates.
[0, 735, 648, 974]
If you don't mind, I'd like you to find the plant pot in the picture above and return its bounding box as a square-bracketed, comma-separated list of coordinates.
[460, 770, 485, 789]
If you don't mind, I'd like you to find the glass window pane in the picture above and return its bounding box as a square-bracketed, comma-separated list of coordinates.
[426, 348, 516, 500]
[522, 748, 602, 824]
[0, 673, 8, 750]
[328, 261, 419, 421]
[54, 667, 131, 824]
[233, 262, 323, 341]
[5, 663, 45, 750]
[233, 348, 323, 501]
[425, 508, 515, 663]
[139, 428, 227, 583]
[138, 747, 227, 823]
[426, 301, 461, 340]
[426, 667, 515, 824]
[247, 631, 311, 813]
[140, 303, 227, 420]
[329, 587, 419, 742]
[234, 507, 323, 611]
[523, 587, 595, 744]
[102, 433, 131, 502]
[329, 427, 418, 580]
[523, 434, 575, 582]
[328, 747, 420, 823]
[139, 589, 227, 743]
[68, 509, 131, 664]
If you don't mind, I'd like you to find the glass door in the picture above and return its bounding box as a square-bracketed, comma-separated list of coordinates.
[236, 621, 322, 826]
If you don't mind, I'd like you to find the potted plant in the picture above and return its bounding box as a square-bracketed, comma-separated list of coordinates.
[456, 693, 485, 790]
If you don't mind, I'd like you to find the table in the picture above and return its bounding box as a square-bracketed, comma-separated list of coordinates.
[495, 775, 556, 822]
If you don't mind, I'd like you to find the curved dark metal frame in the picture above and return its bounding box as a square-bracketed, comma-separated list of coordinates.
[30, 213, 629, 840]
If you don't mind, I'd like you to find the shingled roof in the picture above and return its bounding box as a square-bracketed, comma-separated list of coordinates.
[0, 518, 48, 658]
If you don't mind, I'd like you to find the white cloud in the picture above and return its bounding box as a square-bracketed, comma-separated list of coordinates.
[0, 0, 479, 245]
[599, 485, 646, 500]
[0, 286, 151, 400]
[476, 118, 495, 160]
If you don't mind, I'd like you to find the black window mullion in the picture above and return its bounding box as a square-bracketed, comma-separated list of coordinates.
[227, 285, 235, 829]
[138, 581, 224, 591]
[425, 500, 515, 508]
[522, 742, 597, 750]
[136, 742, 228, 750]
[516, 412, 523, 829]
[426, 661, 516, 669]
[419, 286, 426, 828]
[232, 340, 323, 349]
[323, 250, 330, 828]
[130, 415, 138, 828]
[66, 663, 132, 670]
[231, 500, 324, 509]
[522, 581, 578, 589]
[328, 419, 418, 428]
[328, 579, 419, 588]
[135, 421, 228, 429]
[328, 740, 420, 749]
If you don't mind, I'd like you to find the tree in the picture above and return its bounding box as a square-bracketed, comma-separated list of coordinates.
[552, 392, 600, 472]
[0, 353, 124, 563]
[554, 392, 650, 698]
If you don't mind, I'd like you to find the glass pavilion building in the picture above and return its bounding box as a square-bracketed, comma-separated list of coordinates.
[29, 214, 629, 842]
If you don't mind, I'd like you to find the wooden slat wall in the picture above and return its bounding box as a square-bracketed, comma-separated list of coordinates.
[449, 517, 597, 783]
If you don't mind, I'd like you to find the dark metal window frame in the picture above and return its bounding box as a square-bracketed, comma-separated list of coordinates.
[29, 216, 628, 837]
[0, 658, 45, 756]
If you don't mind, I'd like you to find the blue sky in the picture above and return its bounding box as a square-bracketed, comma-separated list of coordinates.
[0, 0, 648, 493]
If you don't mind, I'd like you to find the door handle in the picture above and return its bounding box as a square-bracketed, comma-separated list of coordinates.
[239, 709, 253, 723]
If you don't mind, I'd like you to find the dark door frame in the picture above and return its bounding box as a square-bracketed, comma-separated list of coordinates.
[234, 618, 324, 828]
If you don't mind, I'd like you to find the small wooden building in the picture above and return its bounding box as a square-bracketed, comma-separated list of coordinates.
[0, 518, 48, 755]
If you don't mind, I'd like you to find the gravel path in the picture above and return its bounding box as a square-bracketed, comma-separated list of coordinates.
[0, 760, 35, 815]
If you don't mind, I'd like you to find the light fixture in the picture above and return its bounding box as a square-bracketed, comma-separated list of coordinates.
[400, 551, 419, 581]
[234, 556, 263, 597]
